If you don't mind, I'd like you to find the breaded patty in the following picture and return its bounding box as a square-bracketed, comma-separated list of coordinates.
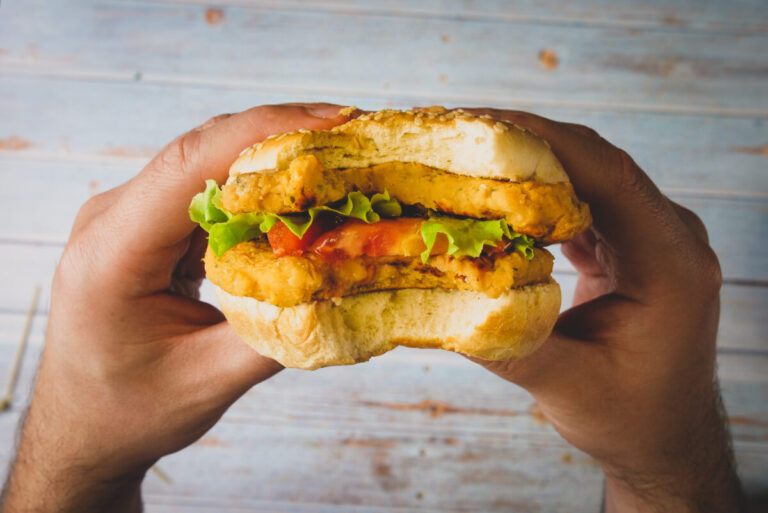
[205, 239, 554, 308]
[222, 156, 591, 244]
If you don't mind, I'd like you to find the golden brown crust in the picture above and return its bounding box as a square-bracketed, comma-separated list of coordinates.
[229, 107, 569, 183]
[205, 240, 554, 307]
[222, 157, 591, 244]
[214, 279, 561, 369]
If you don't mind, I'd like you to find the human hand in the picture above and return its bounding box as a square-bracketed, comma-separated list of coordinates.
[0, 104, 351, 513]
[466, 110, 744, 512]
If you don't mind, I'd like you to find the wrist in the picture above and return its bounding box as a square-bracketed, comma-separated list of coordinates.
[599, 395, 745, 513]
[2, 431, 146, 513]
[3, 464, 143, 513]
[1, 396, 149, 513]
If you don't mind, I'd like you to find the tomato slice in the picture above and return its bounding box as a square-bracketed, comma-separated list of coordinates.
[267, 213, 342, 256]
[310, 218, 448, 260]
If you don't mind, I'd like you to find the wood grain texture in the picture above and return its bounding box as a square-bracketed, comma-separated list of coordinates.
[2, 75, 768, 199]
[132, 0, 768, 33]
[1, 76, 767, 280]
[1, 0, 767, 509]
[1, 2, 767, 114]
[0, 339, 766, 512]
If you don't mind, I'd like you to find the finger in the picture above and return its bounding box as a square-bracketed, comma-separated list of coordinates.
[70, 182, 131, 235]
[89, 103, 351, 295]
[130, 103, 349, 250]
[561, 122, 602, 141]
[173, 226, 209, 283]
[560, 229, 604, 278]
[470, 293, 635, 392]
[560, 229, 613, 306]
[187, 322, 284, 399]
[468, 330, 591, 393]
[669, 200, 709, 244]
[463, 108, 694, 300]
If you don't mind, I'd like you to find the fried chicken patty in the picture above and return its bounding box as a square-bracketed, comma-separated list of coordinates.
[205, 239, 554, 307]
[222, 156, 591, 244]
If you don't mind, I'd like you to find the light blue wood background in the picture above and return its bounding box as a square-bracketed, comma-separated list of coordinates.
[1, 1, 767, 511]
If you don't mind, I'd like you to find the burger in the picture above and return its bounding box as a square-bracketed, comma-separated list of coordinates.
[189, 107, 591, 369]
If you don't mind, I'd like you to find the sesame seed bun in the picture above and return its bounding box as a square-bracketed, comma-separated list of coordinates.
[229, 107, 568, 183]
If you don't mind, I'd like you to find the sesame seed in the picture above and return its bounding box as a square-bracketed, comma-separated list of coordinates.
[414, 116, 423, 126]
[494, 122, 508, 133]
[297, 128, 310, 134]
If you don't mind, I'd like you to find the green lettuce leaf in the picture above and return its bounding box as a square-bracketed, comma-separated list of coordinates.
[189, 180, 402, 257]
[188, 179, 230, 231]
[190, 181, 534, 261]
[419, 215, 534, 263]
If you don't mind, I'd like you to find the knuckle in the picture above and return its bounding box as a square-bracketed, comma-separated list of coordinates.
[55, 238, 93, 292]
[605, 147, 679, 237]
[72, 193, 107, 233]
[568, 123, 601, 140]
[696, 246, 723, 296]
[678, 205, 710, 244]
[154, 132, 202, 178]
[610, 147, 648, 197]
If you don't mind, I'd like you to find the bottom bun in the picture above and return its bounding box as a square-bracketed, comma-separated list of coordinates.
[214, 280, 561, 370]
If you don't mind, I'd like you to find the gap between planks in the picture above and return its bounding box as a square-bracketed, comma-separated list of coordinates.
[125, 0, 768, 35]
[2, 65, 767, 119]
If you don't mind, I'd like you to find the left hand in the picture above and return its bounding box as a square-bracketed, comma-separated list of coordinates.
[1, 103, 351, 513]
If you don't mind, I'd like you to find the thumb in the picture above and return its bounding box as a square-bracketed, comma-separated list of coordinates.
[188, 321, 284, 399]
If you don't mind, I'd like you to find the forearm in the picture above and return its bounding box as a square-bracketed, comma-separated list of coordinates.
[602, 392, 745, 513]
[604, 469, 743, 513]
[1, 406, 145, 513]
[2, 466, 143, 513]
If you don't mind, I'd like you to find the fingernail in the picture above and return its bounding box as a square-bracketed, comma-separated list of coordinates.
[306, 105, 351, 119]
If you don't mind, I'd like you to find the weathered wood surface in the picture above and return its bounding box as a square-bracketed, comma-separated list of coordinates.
[1, 2, 767, 114]
[2, 78, 767, 282]
[2, 75, 768, 198]
[1, 0, 767, 510]
[134, 0, 768, 33]
[0, 337, 766, 512]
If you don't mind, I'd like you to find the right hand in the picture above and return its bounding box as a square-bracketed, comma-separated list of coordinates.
[466, 109, 744, 512]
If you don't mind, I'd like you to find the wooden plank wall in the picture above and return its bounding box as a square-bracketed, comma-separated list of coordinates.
[1, 1, 767, 511]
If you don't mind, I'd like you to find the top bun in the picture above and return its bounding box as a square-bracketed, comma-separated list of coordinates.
[230, 107, 568, 183]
